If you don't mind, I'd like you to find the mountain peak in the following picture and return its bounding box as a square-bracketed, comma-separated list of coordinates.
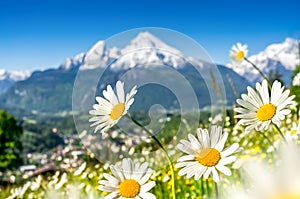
[0, 69, 7, 80]
[60, 52, 85, 70]
[130, 31, 162, 46]
[80, 40, 111, 70]
[122, 31, 181, 55]
[0, 68, 31, 94]
[0, 68, 31, 81]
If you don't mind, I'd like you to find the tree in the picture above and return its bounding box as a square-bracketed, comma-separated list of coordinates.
[0, 110, 23, 171]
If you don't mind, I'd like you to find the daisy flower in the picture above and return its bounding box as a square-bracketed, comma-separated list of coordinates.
[98, 158, 156, 199]
[235, 79, 295, 133]
[229, 43, 248, 64]
[292, 72, 300, 86]
[89, 81, 137, 134]
[175, 126, 240, 182]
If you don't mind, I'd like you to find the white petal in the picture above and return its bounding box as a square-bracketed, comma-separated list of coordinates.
[96, 96, 113, 107]
[214, 132, 228, 151]
[104, 191, 119, 199]
[126, 86, 138, 102]
[178, 162, 198, 176]
[140, 181, 156, 193]
[134, 162, 149, 181]
[94, 120, 113, 133]
[110, 165, 124, 181]
[194, 166, 206, 180]
[241, 93, 260, 108]
[210, 126, 222, 148]
[90, 116, 110, 127]
[103, 85, 114, 103]
[122, 158, 133, 179]
[221, 143, 239, 157]
[103, 173, 119, 185]
[218, 156, 237, 166]
[176, 155, 195, 162]
[116, 81, 125, 103]
[201, 129, 210, 148]
[99, 180, 118, 188]
[98, 185, 118, 192]
[247, 86, 263, 107]
[177, 141, 197, 155]
[138, 169, 153, 185]
[175, 161, 196, 169]
[203, 167, 212, 179]
[188, 134, 202, 150]
[237, 99, 258, 111]
[139, 192, 156, 199]
[260, 79, 270, 104]
[216, 165, 232, 176]
[211, 167, 220, 182]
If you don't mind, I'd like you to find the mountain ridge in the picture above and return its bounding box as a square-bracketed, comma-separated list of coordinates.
[0, 69, 31, 94]
[0, 32, 253, 116]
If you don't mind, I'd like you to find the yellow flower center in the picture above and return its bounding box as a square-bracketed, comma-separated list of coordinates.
[236, 51, 245, 60]
[196, 148, 221, 167]
[110, 103, 125, 120]
[256, 103, 276, 121]
[119, 179, 140, 198]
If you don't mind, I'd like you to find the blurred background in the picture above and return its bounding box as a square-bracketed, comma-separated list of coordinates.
[0, 0, 299, 198]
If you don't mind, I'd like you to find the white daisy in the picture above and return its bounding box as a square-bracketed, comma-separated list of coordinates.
[229, 43, 248, 64]
[292, 72, 300, 86]
[98, 158, 156, 199]
[235, 79, 295, 133]
[175, 126, 240, 182]
[89, 81, 137, 134]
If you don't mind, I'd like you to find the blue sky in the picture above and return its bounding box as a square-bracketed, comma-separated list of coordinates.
[0, 0, 299, 71]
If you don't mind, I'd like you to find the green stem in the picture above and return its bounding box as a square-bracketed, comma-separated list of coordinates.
[214, 182, 219, 199]
[206, 179, 210, 198]
[244, 57, 272, 89]
[200, 177, 204, 197]
[127, 115, 176, 199]
[273, 123, 288, 144]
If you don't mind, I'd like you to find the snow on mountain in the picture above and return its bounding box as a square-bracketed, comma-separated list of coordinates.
[121, 32, 182, 55]
[60, 53, 85, 70]
[79, 41, 111, 70]
[76, 31, 191, 71]
[226, 38, 299, 83]
[110, 32, 187, 69]
[0, 68, 31, 81]
[0, 68, 31, 94]
[0, 69, 7, 81]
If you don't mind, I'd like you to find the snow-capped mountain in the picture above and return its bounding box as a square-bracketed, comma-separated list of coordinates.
[110, 32, 187, 69]
[65, 32, 195, 71]
[80, 41, 114, 70]
[59, 53, 85, 70]
[227, 38, 299, 84]
[0, 69, 31, 93]
[0, 31, 251, 115]
[0, 69, 31, 81]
